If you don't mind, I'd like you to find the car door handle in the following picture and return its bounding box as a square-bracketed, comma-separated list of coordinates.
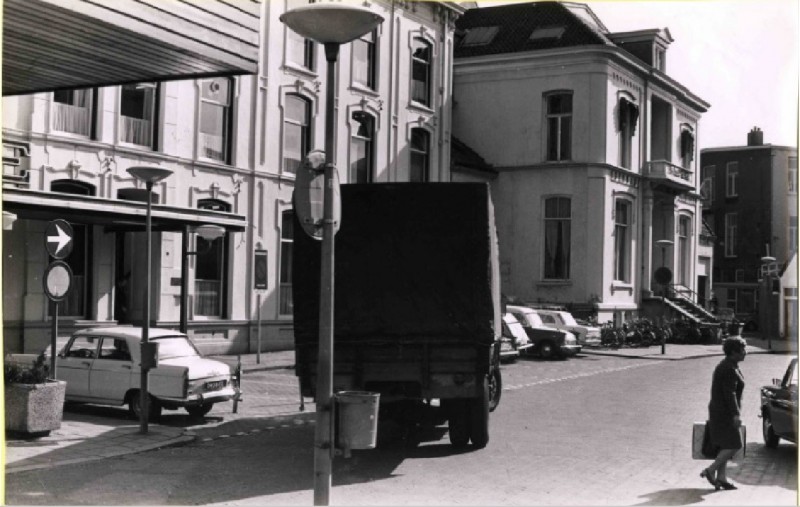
[81, 361, 92, 367]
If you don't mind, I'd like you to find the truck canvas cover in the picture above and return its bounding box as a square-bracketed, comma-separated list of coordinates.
[293, 183, 500, 347]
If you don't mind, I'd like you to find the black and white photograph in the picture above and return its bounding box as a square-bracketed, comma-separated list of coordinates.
[1, 0, 797, 505]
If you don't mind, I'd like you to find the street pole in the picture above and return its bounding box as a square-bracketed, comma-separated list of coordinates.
[140, 180, 153, 434]
[314, 42, 339, 507]
[50, 301, 58, 378]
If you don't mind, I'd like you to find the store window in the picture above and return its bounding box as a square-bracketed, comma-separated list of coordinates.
[280, 210, 294, 316]
[194, 199, 229, 317]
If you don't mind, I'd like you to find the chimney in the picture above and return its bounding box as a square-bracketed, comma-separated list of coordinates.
[747, 127, 764, 146]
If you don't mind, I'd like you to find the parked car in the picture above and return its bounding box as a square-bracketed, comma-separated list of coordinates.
[55, 327, 237, 419]
[506, 305, 580, 359]
[533, 309, 601, 347]
[760, 358, 798, 448]
[500, 313, 533, 362]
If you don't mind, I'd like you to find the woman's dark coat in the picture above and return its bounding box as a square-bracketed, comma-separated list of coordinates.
[708, 357, 745, 449]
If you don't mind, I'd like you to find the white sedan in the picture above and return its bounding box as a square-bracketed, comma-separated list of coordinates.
[534, 310, 601, 347]
[56, 327, 237, 419]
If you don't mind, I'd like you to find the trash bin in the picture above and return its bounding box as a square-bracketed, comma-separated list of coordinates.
[336, 391, 380, 450]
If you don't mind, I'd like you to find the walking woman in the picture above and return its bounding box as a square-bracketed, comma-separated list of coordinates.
[701, 336, 747, 490]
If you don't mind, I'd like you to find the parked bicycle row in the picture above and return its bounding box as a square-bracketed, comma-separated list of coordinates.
[598, 318, 734, 349]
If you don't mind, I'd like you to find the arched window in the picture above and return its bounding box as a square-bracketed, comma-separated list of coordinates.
[284, 95, 311, 175]
[411, 38, 432, 106]
[543, 197, 571, 280]
[51, 179, 96, 196]
[409, 128, 430, 182]
[350, 111, 374, 183]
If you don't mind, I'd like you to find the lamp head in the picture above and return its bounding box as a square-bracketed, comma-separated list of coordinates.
[655, 239, 674, 247]
[127, 166, 173, 185]
[280, 3, 384, 45]
[3, 211, 17, 231]
[196, 225, 226, 241]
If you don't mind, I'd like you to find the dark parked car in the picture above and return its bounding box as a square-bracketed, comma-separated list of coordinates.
[760, 358, 798, 448]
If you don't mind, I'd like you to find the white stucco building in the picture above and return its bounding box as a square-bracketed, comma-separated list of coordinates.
[2, 0, 466, 354]
[452, 2, 712, 324]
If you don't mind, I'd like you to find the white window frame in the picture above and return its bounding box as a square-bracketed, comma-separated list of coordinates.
[544, 91, 573, 162]
[352, 29, 378, 91]
[119, 82, 158, 149]
[613, 198, 632, 282]
[282, 94, 312, 176]
[410, 36, 433, 108]
[279, 209, 294, 317]
[542, 196, 572, 280]
[726, 161, 738, 197]
[725, 212, 737, 257]
[789, 156, 797, 194]
[701, 165, 715, 203]
[197, 77, 234, 164]
[51, 88, 95, 138]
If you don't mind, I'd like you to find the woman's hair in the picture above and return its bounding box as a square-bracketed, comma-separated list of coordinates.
[723, 336, 747, 356]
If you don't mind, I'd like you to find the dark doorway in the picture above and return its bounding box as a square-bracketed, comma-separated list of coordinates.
[114, 232, 132, 324]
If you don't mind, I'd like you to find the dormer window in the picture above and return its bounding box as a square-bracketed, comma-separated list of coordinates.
[654, 47, 666, 71]
[461, 26, 499, 47]
[530, 26, 566, 41]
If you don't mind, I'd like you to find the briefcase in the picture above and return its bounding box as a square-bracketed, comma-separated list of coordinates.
[692, 421, 746, 460]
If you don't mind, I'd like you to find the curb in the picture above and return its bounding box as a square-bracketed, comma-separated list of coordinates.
[5, 431, 197, 475]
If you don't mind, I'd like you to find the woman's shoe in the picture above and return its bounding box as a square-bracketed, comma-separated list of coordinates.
[717, 480, 738, 490]
[700, 469, 719, 489]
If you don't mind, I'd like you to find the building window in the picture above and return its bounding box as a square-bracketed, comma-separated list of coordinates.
[52, 88, 96, 137]
[735, 269, 744, 282]
[287, 29, 315, 70]
[194, 199, 229, 317]
[280, 211, 294, 316]
[613, 200, 631, 282]
[353, 30, 377, 90]
[120, 83, 158, 148]
[617, 97, 638, 169]
[677, 216, 691, 286]
[725, 212, 737, 257]
[283, 95, 311, 175]
[545, 92, 572, 161]
[350, 111, 374, 183]
[411, 38, 431, 106]
[60, 223, 89, 318]
[461, 26, 500, 46]
[789, 156, 797, 194]
[680, 127, 694, 170]
[543, 197, 571, 280]
[701, 165, 715, 203]
[199, 77, 233, 163]
[409, 128, 430, 182]
[726, 161, 738, 197]
[654, 48, 666, 71]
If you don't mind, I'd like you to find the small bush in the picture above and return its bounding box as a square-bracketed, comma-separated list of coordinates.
[4, 353, 50, 384]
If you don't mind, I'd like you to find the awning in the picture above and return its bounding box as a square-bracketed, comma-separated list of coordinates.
[2, 187, 247, 233]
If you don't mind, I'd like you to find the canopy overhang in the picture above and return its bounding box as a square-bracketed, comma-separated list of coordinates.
[2, 0, 261, 96]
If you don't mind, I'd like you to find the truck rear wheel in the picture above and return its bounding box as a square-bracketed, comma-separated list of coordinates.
[469, 377, 490, 449]
[447, 400, 471, 447]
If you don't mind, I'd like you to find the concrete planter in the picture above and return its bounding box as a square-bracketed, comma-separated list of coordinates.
[4, 380, 66, 436]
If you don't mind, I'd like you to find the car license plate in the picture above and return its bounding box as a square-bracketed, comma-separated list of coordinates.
[205, 380, 226, 391]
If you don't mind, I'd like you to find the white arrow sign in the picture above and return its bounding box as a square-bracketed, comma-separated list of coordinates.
[47, 224, 72, 256]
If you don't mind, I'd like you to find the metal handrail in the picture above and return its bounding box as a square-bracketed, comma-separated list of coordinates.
[667, 283, 718, 322]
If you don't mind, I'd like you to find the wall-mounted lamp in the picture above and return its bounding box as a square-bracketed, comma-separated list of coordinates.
[3, 211, 18, 231]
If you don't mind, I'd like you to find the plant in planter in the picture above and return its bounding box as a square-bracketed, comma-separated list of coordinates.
[4, 353, 66, 437]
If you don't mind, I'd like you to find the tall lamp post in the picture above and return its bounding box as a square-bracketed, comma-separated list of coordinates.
[280, 4, 383, 505]
[761, 255, 777, 350]
[127, 166, 173, 434]
[655, 239, 674, 355]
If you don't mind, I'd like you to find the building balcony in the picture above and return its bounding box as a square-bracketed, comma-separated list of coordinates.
[643, 160, 695, 193]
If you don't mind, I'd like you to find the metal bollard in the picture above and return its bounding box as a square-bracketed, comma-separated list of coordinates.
[232, 355, 242, 414]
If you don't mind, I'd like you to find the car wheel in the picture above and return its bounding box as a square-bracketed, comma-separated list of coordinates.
[488, 369, 502, 412]
[129, 391, 162, 421]
[539, 341, 555, 360]
[763, 414, 781, 448]
[447, 400, 470, 448]
[186, 403, 214, 418]
[469, 377, 490, 449]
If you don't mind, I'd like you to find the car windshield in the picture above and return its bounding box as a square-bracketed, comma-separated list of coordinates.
[153, 336, 201, 359]
[560, 313, 578, 326]
[519, 312, 544, 328]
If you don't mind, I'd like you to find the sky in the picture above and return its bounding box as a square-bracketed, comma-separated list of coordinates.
[477, 0, 799, 149]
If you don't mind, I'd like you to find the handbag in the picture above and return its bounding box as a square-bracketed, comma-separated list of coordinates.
[701, 421, 720, 459]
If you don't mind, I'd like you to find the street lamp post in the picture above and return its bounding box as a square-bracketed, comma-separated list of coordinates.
[761, 255, 777, 350]
[655, 239, 674, 355]
[280, 4, 383, 505]
[127, 166, 173, 435]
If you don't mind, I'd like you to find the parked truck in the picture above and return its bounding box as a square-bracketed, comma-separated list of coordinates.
[292, 183, 502, 448]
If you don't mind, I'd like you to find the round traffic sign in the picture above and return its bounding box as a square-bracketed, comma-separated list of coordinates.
[43, 261, 73, 301]
[44, 219, 74, 260]
[654, 266, 673, 285]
